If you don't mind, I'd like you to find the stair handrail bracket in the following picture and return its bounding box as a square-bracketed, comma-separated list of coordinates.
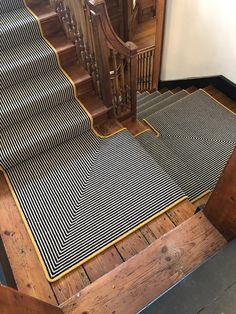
[85, 0, 138, 119]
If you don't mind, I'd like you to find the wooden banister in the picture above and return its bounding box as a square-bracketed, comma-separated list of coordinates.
[50, 0, 138, 119]
[204, 147, 236, 240]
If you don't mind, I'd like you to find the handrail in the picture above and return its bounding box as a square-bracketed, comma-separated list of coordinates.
[86, 0, 137, 58]
[50, 0, 138, 119]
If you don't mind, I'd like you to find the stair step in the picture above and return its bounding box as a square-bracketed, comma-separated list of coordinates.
[138, 90, 189, 120]
[61, 212, 227, 314]
[172, 87, 182, 94]
[2, 69, 73, 128]
[47, 31, 77, 67]
[29, 1, 61, 36]
[137, 91, 173, 114]
[159, 87, 169, 94]
[136, 131, 206, 201]
[141, 239, 236, 314]
[137, 91, 160, 108]
[186, 85, 198, 93]
[1, 99, 90, 169]
[64, 63, 93, 96]
[2, 39, 58, 89]
[78, 93, 109, 126]
[1, 7, 40, 51]
[137, 91, 149, 100]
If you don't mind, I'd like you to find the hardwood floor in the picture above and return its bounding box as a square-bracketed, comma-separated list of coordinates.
[131, 18, 156, 50]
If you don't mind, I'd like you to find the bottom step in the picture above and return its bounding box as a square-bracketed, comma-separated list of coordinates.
[141, 239, 236, 314]
[61, 212, 226, 314]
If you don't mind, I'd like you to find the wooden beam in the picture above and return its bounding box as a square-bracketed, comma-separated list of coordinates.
[61, 212, 226, 314]
[0, 285, 62, 314]
[204, 147, 236, 240]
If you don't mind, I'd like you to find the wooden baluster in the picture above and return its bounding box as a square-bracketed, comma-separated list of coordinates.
[54, 0, 138, 118]
[150, 49, 154, 91]
[126, 42, 137, 117]
[146, 51, 150, 91]
[145, 52, 148, 90]
[120, 56, 126, 112]
[141, 53, 144, 91]
[138, 53, 141, 92]
[89, 9, 113, 114]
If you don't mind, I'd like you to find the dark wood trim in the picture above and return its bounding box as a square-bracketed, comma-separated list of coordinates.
[204, 147, 236, 241]
[0, 285, 62, 314]
[159, 75, 236, 101]
[152, 0, 166, 90]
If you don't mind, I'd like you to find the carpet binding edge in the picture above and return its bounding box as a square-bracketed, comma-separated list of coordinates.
[3, 169, 187, 282]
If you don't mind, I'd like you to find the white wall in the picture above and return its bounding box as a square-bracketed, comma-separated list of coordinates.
[161, 0, 236, 83]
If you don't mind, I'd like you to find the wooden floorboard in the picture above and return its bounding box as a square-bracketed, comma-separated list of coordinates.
[51, 267, 90, 305]
[131, 19, 156, 50]
[61, 212, 227, 314]
[0, 173, 57, 305]
[167, 199, 196, 226]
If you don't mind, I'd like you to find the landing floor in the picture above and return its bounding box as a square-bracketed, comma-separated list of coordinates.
[131, 19, 156, 50]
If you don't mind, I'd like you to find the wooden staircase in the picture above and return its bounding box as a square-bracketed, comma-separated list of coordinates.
[27, 0, 110, 127]
[0, 1, 236, 313]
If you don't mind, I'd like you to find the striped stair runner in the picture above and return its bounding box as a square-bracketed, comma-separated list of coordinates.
[1, 0, 186, 281]
[137, 89, 236, 198]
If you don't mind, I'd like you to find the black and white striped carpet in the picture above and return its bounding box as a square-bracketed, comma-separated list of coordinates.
[1, 0, 186, 281]
[137, 90, 236, 198]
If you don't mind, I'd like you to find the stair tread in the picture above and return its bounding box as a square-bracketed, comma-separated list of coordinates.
[137, 91, 173, 114]
[2, 39, 58, 89]
[47, 31, 75, 53]
[136, 131, 207, 201]
[138, 90, 189, 120]
[137, 91, 160, 107]
[1, 99, 90, 169]
[78, 93, 109, 119]
[2, 69, 73, 128]
[30, 2, 58, 21]
[1, 7, 40, 51]
[137, 91, 149, 100]
[65, 63, 91, 85]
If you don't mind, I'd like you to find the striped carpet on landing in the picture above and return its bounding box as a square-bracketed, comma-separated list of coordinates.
[138, 90, 236, 197]
[1, 0, 186, 281]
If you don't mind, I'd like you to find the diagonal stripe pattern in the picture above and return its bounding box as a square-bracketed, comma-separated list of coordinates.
[1, 0, 186, 280]
[140, 90, 236, 194]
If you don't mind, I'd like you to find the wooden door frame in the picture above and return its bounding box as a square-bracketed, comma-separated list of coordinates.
[152, 0, 166, 90]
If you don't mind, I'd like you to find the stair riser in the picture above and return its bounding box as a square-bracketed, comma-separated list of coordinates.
[58, 46, 77, 67]
[40, 15, 61, 37]
[76, 79, 94, 97]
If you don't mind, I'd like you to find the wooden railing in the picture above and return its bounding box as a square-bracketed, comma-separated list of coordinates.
[137, 45, 155, 92]
[49, 0, 138, 119]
